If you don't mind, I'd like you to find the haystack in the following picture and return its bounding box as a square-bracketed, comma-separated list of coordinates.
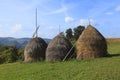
[76, 25, 108, 60]
[24, 37, 47, 62]
[24, 9, 48, 62]
[46, 32, 74, 62]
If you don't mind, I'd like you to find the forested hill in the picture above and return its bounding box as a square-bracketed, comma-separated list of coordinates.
[0, 37, 51, 48]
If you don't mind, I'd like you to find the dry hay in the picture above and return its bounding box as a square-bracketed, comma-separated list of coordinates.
[24, 37, 47, 62]
[46, 32, 74, 62]
[76, 25, 108, 60]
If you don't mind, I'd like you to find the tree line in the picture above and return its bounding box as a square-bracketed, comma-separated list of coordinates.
[65, 25, 85, 44]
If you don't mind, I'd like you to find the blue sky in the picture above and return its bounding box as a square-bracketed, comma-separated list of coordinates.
[0, 0, 120, 39]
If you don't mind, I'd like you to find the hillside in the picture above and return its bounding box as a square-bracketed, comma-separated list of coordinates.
[107, 38, 120, 42]
[0, 37, 51, 48]
[0, 37, 119, 48]
[0, 41, 119, 80]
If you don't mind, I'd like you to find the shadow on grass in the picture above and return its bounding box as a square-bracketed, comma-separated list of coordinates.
[108, 53, 120, 57]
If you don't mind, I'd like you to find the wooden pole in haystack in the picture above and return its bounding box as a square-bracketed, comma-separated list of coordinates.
[32, 8, 39, 38]
[59, 24, 61, 33]
[88, 18, 91, 25]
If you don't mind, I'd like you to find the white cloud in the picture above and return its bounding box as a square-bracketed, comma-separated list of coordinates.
[106, 12, 114, 15]
[42, 32, 56, 38]
[10, 24, 22, 34]
[47, 26, 56, 29]
[115, 6, 120, 11]
[0, 32, 3, 36]
[79, 19, 97, 26]
[65, 16, 74, 23]
[46, 7, 67, 15]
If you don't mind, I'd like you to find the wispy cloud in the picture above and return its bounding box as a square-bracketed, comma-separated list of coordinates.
[47, 26, 56, 29]
[87, 1, 115, 18]
[46, 6, 67, 15]
[45, 0, 74, 16]
[40, 25, 59, 38]
[106, 12, 114, 15]
[0, 30, 3, 36]
[115, 6, 120, 11]
[0, 32, 3, 36]
[0, 24, 4, 36]
[65, 16, 74, 23]
[79, 19, 97, 26]
[10, 24, 22, 34]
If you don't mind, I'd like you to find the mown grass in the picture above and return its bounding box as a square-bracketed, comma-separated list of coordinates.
[0, 42, 120, 80]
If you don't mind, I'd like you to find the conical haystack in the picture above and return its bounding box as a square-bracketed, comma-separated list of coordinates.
[24, 37, 47, 62]
[46, 32, 74, 62]
[76, 25, 108, 60]
[24, 9, 48, 62]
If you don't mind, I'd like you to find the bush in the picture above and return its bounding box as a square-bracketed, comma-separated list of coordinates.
[18, 47, 24, 61]
[0, 46, 18, 63]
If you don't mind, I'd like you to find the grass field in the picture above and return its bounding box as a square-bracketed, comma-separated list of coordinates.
[0, 41, 120, 80]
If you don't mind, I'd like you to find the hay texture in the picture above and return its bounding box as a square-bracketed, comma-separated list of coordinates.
[24, 37, 47, 62]
[46, 33, 74, 62]
[76, 25, 108, 60]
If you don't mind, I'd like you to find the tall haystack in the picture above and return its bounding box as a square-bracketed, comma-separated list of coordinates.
[24, 8, 47, 62]
[24, 37, 47, 62]
[76, 25, 108, 60]
[46, 32, 74, 62]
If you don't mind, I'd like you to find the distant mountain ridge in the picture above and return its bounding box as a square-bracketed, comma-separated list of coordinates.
[0, 37, 51, 48]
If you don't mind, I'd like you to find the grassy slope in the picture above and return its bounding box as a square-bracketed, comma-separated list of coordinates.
[0, 42, 120, 80]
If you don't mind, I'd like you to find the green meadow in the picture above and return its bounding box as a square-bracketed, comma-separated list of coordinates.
[0, 41, 120, 80]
